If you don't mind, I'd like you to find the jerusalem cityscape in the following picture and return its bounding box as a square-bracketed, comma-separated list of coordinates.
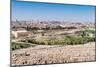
[11, 0, 96, 66]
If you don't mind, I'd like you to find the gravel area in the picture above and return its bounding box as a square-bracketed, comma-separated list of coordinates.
[11, 42, 96, 66]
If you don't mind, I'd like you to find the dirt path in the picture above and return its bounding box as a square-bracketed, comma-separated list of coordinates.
[11, 42, 96, 66]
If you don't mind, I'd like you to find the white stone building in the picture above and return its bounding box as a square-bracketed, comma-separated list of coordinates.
[12, 28, 32, 38]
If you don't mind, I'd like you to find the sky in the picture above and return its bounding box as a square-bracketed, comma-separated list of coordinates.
[12, 0, 96, 23]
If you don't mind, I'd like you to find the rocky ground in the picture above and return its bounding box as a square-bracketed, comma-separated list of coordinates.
[11, 42, 96, 66]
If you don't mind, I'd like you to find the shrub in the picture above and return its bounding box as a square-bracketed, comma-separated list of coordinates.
[19, 35, 95, 46]
[11, 42, 30, 50]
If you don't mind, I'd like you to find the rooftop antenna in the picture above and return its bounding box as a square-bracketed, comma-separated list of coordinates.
[15, 17, 20, 22]
[16, 19, 21, 25]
